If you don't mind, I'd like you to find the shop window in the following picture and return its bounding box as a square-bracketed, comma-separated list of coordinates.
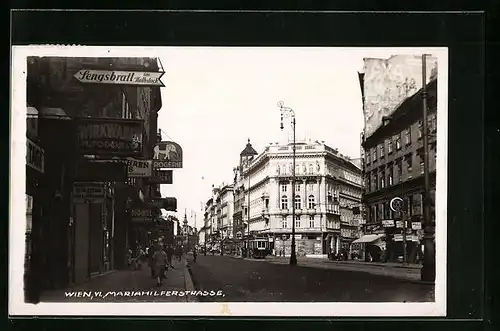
[294, 195, 302, 210]
[308, 195, 315, 209]
[380, 171, 385, 188]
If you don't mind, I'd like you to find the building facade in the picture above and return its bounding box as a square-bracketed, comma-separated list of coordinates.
[24, 56, 163, 302]
[360, 78, 437, 262]
[200, 140, 363, 258]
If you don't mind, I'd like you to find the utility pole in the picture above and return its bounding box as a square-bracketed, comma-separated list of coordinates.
[421, 54, 436, 282]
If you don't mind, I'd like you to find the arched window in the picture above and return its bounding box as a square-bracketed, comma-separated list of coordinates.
[295, 195, 302, 210]
[309, 164, 314, 174]
[281, 195, 288, 210]
[308, 195, 315, 209]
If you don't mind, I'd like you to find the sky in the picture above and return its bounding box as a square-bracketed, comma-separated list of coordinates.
[156, 47, 428, 227]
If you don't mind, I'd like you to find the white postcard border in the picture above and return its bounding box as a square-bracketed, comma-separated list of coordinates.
[9, 46, 448, 317]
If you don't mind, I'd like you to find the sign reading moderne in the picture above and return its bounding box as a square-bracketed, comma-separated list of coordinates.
[76, 118, 144, 156]
[74, 69, 165, 87]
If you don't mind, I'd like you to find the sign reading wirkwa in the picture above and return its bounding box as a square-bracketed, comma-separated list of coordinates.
[74, 69, 165, 87]
[76, 118, 144, 156]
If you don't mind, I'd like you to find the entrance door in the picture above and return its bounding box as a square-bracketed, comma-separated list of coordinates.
[74, 203, 89, 284]
[89, 203, 103, 274]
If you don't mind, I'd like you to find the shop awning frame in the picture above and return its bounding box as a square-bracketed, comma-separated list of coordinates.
[352, 234, 385, 244]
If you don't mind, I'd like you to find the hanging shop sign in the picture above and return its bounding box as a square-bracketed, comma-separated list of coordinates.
[396, 221, 404, 228]
[126, 158, 153, 177]
[130, 209, 154, 223]
[147, 170, 173, 184]
[73, 69, 165, 87]
[76, 118, 144, 156]
[382, 219, 395, 227]
[73, 182, 106, 203]
[153, 141, 183, 169]
[26, 137, 45, 174]
[147, 197, 177, 211]
[411, 222, 422, 230]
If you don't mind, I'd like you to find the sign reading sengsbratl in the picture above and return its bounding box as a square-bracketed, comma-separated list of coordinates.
[76, 118, 144, 156]
[73, 69, 165, 87]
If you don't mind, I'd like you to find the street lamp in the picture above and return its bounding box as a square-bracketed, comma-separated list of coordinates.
[278, 101, 297, 266]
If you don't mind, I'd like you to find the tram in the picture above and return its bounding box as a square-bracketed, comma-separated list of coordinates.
[248, 237, 271, 259]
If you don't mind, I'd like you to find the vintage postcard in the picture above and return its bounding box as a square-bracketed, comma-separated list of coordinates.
[9, 46, 448, 316]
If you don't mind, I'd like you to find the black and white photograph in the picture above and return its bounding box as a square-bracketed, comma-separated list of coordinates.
[10, 46, 448, 317]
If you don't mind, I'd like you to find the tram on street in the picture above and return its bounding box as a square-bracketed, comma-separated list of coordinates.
[248, 237, 271, 259]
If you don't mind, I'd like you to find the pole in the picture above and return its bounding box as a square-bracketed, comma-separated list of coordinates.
[247, 173, 250, 258]
[402, 211, 407, 264]
[421, 54, 435, 281]
[290, 116, 297, 266]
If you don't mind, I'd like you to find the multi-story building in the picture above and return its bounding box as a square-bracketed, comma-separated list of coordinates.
[24, 56, 162, 302]
[219, 184, 234, 239]
[227, 139, 363, 257]
[360, 78, 437, 262]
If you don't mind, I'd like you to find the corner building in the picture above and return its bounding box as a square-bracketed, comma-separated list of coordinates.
[361, 78, 437, 262]
[234, 140, 363, 257]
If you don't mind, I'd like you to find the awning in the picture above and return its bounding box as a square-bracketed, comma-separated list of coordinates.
[352, 234, 385, 244]
[39, 107, 71, 120]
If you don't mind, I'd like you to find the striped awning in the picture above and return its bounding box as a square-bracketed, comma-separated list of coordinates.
[352, 234, 385, 244]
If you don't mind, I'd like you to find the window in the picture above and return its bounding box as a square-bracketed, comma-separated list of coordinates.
[281, 196, 288, 210]
[295, 183, 301, 192]
[366, 153, 370, 165]
[282, 216, 288, 228]
[429, 113, 437, 133]
[372, 148, 377, 161]
[418, 120, 423, 139]
[295, 215, 301, 228]
[419, 153, 425, 174]
[380, 171, 385, 188]
[396, 159, 403, 182]
[308, 184, 314, 192]
[404, 128, 411, 146]
[396, 133, 402, 150]
[327, 193, 333, 204]
[379, 144, 385, 159]
[374, 173, 378, 190]
[309, 215, 315, 228]
[265, 198, 270, 208]
[281, 185, 287, 192]
[294, 195, 302, 210]
[309, 164, 314, 174]
[406, 155, 413, 173]
[388, 138, 393, 154]
[308, 195, 315, 209]
[388, 165, 394, 186]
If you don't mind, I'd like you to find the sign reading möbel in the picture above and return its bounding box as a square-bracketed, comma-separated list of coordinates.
[76, 118, 144, 156]
[153, 141, 183, 168]
[73, 69, 165, 87]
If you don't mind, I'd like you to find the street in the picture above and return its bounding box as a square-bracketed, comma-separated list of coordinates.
[186, 255, 435, 302]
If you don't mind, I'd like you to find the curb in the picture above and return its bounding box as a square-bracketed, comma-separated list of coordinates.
[183, 260, 197, 302]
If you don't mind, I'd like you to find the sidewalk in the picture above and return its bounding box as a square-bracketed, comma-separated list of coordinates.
[40, 257, 191, 302]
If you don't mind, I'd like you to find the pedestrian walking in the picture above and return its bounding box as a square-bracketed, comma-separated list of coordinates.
[193, 247, 197, 262]
[166, 244, 174, 268]
[149, 241, 160, 278]
[152, 244, 168, 287]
